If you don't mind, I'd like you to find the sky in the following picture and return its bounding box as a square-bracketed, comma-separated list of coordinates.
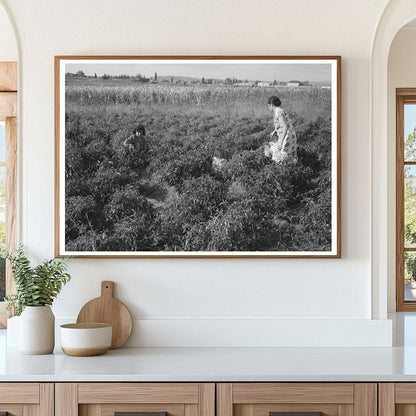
[405, 104, 416, 139]
[0, 123, 5, 161]
[65, 59, 333, 83]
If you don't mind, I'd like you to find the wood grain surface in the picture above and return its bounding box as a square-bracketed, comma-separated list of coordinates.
[354, 383, 377, 416]
[76, 281, 133, 348]
[217, 384, 233, 416]
[0, 92, 16, 121]
[62, 346, 110, 357]
[0, 62, 17, 91]
[77, 383, 199, 404]
[379, 383, 395, 416]
[0, 383, 39, 403]
[233, 383, 354, 404]
[55, 383, 78, 416]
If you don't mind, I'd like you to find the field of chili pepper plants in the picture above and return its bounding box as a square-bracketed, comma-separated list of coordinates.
[64, 80, 334, 253]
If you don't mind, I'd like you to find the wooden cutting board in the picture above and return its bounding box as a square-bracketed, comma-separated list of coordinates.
[76, 281, 133, 349]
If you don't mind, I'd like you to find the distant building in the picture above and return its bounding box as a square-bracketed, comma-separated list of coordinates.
[258, 82, 271, 87]
[234, 82, 253, 87]
[286, 80, 312, 88]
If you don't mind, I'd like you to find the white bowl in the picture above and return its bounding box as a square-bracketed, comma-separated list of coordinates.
[60, 323, 112, 356]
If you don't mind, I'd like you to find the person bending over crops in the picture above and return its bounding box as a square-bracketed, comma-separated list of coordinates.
[123, 124, 146, 150]
[265, 96, 297, 163]
[120, 124, 149, 171]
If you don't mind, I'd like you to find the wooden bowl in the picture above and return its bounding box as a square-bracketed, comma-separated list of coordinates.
[60, 323, 112, 356]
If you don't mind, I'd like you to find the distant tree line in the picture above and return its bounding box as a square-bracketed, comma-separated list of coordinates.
[65, 72, 311, 87]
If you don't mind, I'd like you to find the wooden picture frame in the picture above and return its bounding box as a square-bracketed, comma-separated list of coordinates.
[55, 56, 341, 258]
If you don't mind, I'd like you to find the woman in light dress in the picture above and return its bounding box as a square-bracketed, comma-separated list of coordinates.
[265, 96, 297, 163]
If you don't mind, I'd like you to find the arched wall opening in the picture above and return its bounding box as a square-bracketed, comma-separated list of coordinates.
[371, 0, 416, 318]
[387, 18, 416, 313]
[0, 0, 19, 327]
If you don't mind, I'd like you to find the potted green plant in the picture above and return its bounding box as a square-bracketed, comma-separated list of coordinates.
[4, 246, 71, 354]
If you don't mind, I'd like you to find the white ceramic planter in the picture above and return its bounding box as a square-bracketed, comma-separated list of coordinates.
[19, 306, 55, 354]
[6, 315, 20, 347]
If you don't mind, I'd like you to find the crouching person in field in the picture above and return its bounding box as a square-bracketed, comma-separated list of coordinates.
[114, 124, 149, 172]
[123, 124, 146, 150]
[265, 96, 297, 164]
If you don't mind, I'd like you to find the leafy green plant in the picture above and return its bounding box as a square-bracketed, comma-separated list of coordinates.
[4, 246, 71, 316]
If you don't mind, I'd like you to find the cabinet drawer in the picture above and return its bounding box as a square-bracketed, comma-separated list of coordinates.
[56, 383, 215, 416]
[78, 383, 200, 404]
[217, 383, 376, 416]
[0, 383, 39, 403]
[81, 404, 185, 416]
[0, 383, 53, 416]
[379, 383, 416, 415]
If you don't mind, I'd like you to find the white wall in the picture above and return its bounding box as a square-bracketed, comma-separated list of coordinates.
[0, 0, 393, 347]
[387, 26, 416, 312]
[0, 3, 16, 61]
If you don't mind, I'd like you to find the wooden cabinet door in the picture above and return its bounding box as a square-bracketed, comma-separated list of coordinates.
[379, 383, 416, 416]
[0, 383, 53, 416]
[217, 383, 377, 416]
[55, 383, 215, 416]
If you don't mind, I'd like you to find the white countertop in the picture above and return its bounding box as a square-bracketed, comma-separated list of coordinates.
[2, 313, 416, 382]
[2, 345, 416, 382]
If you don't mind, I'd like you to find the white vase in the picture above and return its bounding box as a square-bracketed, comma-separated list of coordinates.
[19, 306, 55, 354]
[6, 315, 20, 347]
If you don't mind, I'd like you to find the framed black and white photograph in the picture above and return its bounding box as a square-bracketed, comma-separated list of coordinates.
[55, 56, 341, 258]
